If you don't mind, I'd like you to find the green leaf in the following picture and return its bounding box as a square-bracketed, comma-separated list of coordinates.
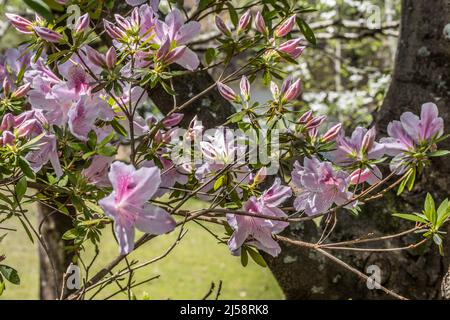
[227, 3, 238, 27]
[424, 193, 436, 224]
[198, 0, 214, 11]
[392, 213, 428, 224]
[15, 176, 27, 202]
[110, 118, 128, 137]
[247, 247, 267, 267]
[240, 247, 248, 267]
[296, 18, 316, 45]
[97, 146, 117, 157]
[406, 168, 416, 191]
[428, 150, 450, 157]
[433, 233, 442, 246]
[213, 175, 225, 191]
[0, 279, 5, 296]
[23, 0, 54, 21]
[62, 228, 79, 240]
[99, 130, 116, 147]
[17, 157, 36, 179]
[0, 265, 20, 285]
[205, 48, 216, 65]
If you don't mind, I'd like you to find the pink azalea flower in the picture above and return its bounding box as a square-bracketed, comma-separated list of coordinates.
[261, 178, 292, 207]
[82, 155, 113, 187]
[227, 194, 289, 257]
[26, 133, 63, 177]
[154, 9, 200, 70]
[99, 162, 176, 254]
[381, 102, 444, 174]
[68, 95, 114, 141]
[292, 157, 351, 216]
[328, 127, 385, 166]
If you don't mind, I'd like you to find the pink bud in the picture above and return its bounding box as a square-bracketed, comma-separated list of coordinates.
[270, 81, 280, 99]
[275, 15, 296, 37]
[5, 13, 33, 34]
[2, 77, 11, 96]
[238, 11, 252, 32]
[215, 16, 231, 36]
[278, 38, 301, 54]
[255, 11, 267, 34]
[240, 75, 250, 101]
[217, 82, 238, 102]
[253, 167, 267, 184]
[17, 119, 43, 137]
[114, 14, 132, 30]
[12, 83, 31, 98]
[33, 27, 63, 43]
[298, 110, 312, 124]
[361, 127, 376, 152]
[282, 79, 301, 101]
[349, 169, 372, 185]
[105, 47, 117, 69]
[86, 46, 106, 68]
[164, 46, 187, 64]
[163, 113, 184, 128]
[305, 115, 326, 130]
[75, 13, 90, 33]
[131, 7, 140, 27]
[156, 37, 170, 61]
[154, 129, 163, 145]
[104, 19, 125, 39]
[322, 123, 342, 142]
[0, 113, 15, 131]
[1, 131, 15, 146]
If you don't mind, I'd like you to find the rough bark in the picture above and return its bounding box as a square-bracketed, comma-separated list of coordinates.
[38, 202, 74, 300]
[264, 0, 450, 299]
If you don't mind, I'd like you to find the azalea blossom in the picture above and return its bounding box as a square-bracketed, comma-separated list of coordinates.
[381, 102, 444, 174]
[99, 162, 176, 254]
[153, 9, 200, 70]
[328, 126, 385, 166]
[292, 157, 351, 216]
[82, 155, 113, 187]
[227, 194, 290, 257]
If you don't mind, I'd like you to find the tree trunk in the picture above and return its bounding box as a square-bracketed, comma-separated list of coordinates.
[38, 202, 74, 300]
[265, 0, 450, 299]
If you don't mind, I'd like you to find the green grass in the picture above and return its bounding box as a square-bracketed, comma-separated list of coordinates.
[0, 201, 284, 300]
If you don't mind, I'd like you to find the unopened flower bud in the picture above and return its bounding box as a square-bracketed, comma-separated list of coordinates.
[5, 13, 33, 34]
[105, 47, 117, 69]
[274, 15, 296, 37]
[255, 11, 267, 35]
[217, 82, 238, 102]
[74, 13, 90, 33]
[33, 27, 63, 43]
[322, 123, 342, 142]
[240, 75, 250, 101]
[282, 79, 301, 101]
[215, 16, 231, 36]
[298, 110, 313, 124]
[238, 11, 252, 32]
[11, 83, 31, 98]
[163, 113, 184, 128]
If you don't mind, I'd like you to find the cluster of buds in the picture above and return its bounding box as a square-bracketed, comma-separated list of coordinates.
[86, 47, 117, 70]
[270, 77, 302, 102]
[6, 13, 63, 43]
[0, 110, 47, 146]
[103, 8, 141, 42]
[217, 76, 252, 103]
[1, 78, 31, 109]
[297, 110, 327, 138]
